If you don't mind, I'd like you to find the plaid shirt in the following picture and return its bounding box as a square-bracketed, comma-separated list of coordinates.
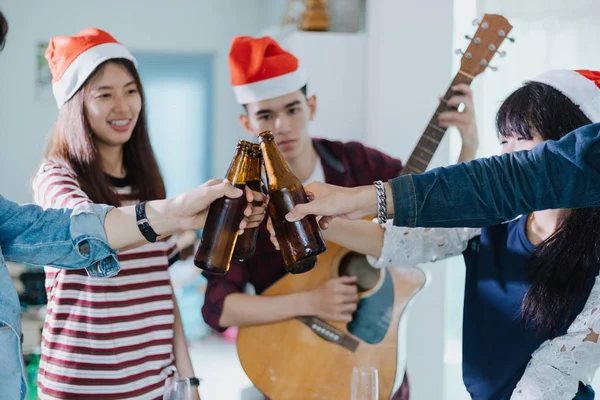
[201, 138, 409, 399]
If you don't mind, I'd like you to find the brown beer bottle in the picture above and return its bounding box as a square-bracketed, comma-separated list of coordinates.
[259, 131, 327, 274]
[232, 144, 264, 261]
[194, 140, 252, 274]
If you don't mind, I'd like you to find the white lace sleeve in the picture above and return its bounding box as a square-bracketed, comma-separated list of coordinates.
[511, 275, 600, 400]
[366, 221, 481, 268]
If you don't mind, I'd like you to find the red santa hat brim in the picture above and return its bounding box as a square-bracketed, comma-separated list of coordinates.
[531, 69, 600, 123]
[232, 66, 307, 104]
[47, 28, 137, 108]
[52, 43, 137, 108]
[229, 36, 308, 104]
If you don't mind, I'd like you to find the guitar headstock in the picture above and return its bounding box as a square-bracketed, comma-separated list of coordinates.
[458, 14, 513, 78]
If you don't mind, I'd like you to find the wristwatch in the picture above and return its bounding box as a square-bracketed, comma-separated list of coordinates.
[135, 201, 159, 243]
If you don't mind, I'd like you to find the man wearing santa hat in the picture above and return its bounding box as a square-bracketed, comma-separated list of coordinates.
[201, 35, 478, 399]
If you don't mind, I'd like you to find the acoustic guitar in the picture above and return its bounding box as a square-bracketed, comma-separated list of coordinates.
[237, 14, 513, 400]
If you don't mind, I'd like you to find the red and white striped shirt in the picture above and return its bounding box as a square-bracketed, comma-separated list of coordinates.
[33, 161, 179, 400]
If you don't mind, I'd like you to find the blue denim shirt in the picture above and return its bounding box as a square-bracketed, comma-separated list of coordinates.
[0, 195, 119, 400]
[390, 123, 600, 228]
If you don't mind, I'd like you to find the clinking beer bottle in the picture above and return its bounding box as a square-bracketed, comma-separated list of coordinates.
[194, 140, 252, 274]
[259, 131, 327, 274]
[232, 144, 264, 261]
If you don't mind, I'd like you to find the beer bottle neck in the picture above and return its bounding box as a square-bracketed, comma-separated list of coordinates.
[248, 156, 262, 181]
[260, 139, 296, 188]
[225, 147, 251, 186]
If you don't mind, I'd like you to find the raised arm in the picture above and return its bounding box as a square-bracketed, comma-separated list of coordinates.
[390, 123, 600, 227]
[1, 180, 258, 276]
[286, 123, 600, 229]
[366, 222, 480, 268]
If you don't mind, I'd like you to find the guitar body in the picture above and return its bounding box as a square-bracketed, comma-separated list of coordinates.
[237, 13, 512, 400]
[237, 239, 427, 400]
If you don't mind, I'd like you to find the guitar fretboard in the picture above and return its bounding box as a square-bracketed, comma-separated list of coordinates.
[401, 71, 473, 176]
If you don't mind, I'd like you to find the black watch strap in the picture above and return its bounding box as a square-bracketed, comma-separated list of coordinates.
[135, 201, 159, 243]
[187, 377, 201, 387]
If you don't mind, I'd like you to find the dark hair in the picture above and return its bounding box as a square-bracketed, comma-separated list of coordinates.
[46, 59, 166, 206]
[497, 81, 600, 337]
[0, 10, 8, 51]
[242, 84, 308, 111]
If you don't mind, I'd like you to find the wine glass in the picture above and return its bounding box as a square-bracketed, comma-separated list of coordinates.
[163, 376, 201, 400]
[351, 366, 379, 400]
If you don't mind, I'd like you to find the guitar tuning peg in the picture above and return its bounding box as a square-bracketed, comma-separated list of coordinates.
[472, 18, 480, 26]
[455, 49, 472, 59]
[508, 36, 516, 43]
[497, 51, 506, 58]
[465, 34, 472, 40]
[488, 66, 498, 72]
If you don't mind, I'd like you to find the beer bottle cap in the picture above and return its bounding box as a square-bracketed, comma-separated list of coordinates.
[258, 131, 274, 143]
[237, 139, 253, 150]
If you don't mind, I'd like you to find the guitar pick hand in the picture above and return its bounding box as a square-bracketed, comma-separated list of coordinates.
[305, 276, 359, 322]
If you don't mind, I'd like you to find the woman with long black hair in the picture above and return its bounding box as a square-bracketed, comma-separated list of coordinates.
[283, 70, 600, 399]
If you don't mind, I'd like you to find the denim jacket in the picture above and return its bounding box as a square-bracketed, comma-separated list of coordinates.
[390, 123, 600, 228]
[0, 195, 119, 399]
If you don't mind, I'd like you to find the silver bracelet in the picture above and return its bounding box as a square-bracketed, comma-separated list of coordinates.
[373, 180, 388, 224]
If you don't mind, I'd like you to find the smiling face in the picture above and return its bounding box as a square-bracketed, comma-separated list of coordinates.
[84, 61, 142, 148]
[238, 89, 317, 163]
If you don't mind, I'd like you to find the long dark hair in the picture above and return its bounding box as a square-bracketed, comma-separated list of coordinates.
[46, 59, 166, 206]
[496, 81, 600, 337]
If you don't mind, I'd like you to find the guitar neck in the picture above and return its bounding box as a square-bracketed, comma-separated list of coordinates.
[401, 71, 474, 176]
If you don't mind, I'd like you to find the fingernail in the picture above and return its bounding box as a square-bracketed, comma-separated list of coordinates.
[285, 212, 295, 221]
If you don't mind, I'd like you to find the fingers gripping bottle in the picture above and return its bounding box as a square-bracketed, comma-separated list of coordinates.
[194, 140, 252, 274]
[258, 131, 327, 274]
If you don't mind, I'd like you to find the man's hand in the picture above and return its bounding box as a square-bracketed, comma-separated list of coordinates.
[437, 83, 479, 162]
[246, 190, 268, 229]
[304, 276, 359, 322]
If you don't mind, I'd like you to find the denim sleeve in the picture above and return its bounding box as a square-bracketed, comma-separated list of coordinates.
[0, 196, 119, 277]
[390, 123, 600, 228]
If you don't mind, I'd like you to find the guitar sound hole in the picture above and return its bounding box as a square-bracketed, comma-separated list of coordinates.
[338, 252, 382, 293]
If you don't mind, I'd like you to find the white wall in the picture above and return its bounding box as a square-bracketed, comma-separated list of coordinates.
[286, 31, 367, 143]
[366, 1, 454, 399]
[0, 0, 267, 202]
[1, 1, 456, 397]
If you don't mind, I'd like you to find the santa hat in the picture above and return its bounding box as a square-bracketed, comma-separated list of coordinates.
[531, 69, 600, 123]
[229, 36, 307, 104]
[45, 28, 137, 108]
